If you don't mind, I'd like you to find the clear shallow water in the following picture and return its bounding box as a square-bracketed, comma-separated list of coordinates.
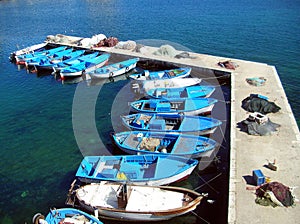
[0, 0, 299, 223]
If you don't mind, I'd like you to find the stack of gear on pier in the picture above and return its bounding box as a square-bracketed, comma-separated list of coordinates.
[115, 40, 137, 50]
[153, 45, 179, 58]
[94, 36, 119, 47]
[246, 77, 267, 86]
[217, 60, 239, 70]
[242, 94, 281, 114]
[255, 181, 295, 207]
[240, 112, 280, 136]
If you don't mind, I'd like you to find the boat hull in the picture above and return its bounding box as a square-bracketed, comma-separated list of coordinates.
[76, 154, 198, 186]
[60, 55, 109, 78]
[75, 182, 202, 221]
[33, 208, 103, 224]
[10, 43, 47, 62]
[129, 67, 191, 81]
[131, 78, 202, 95]
[121, 113, 221, 135]
[112, 131, 217, 159]
[88, 58, 139, 79]
[130, 98, 217, 116]
[77, 162, 196, 186]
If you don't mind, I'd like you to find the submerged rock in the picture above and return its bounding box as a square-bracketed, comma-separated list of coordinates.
[21, 190, 29, 198]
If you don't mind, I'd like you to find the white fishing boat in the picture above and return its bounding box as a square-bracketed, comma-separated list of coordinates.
[131, 77, 202, 95]
[9, 42, 47, 61]
[74, 181, 203, 221]
[129, 67, 191, 80]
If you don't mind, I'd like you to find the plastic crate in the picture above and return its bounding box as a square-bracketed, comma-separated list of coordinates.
[252, 169, 265, 186]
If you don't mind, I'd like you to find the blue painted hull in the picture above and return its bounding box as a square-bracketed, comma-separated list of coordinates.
[76, 154, 198, 185]
[33, 208, 103, 224]
[130, 98, 218, 115]
[16, 46, 67, 64]
[60, 53, 110, 78]
[34, 50, 86, 71]
[25, 48, 73, 67]
[112, 131, 217, 158]
[53, 51, 99, 72]
[88, 58, 139, 78]
[121, 113, 222, 135]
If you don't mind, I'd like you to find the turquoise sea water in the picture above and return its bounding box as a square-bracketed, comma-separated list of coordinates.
[0, 0, 299, 223]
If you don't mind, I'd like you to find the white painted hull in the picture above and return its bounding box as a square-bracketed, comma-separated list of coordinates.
[158, 127, 217, 135]
[88, 62, 137, 79]
[76, 183, 202, 222]
[12, 43, 47, 62]
[182, 104, 215, 116]
[131, 73, 190, 81]
[133, 78, 202, 94]
[79, 204, 195, 221]
[131, 103, 215, 116]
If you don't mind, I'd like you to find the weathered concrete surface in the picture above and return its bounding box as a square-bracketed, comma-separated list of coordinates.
[228, 60, 300, 224]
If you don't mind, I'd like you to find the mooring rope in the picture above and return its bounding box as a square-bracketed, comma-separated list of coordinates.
[190, 211, 210, 224]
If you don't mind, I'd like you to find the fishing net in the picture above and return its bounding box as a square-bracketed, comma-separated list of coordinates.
[246, 77, 267, 86]
[242, 95, 281, 114]
[255, 182, 295, 207]
[240, 117, 280, 136]
[153, 45, 179, 58]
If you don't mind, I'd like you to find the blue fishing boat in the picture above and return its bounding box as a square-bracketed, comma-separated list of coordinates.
[32, 208, 103, 224]
[121, 113, 222, 135]
[112, 131, 217, 158]
[76, 154, 198, 186]
[87, 58, 139, 79]
[59, 53, 110, 79]
[53, 51, 99, 72]
[25, 48, 73, 67]
[130, 98, 217, 116]
[129, 67, 191, 80]
[146, 85, 215, 99]
[16, 46, 66, 65]
[33, 49, 86, 71]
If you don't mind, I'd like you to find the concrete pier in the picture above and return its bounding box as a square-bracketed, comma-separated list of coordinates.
[47, 35, 300, 223]
[101, 45, 300, 224]
[228, 57, 300, 223]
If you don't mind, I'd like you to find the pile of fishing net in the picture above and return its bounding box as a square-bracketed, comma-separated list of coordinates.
[242, 94, 281, 114]
[246, 77, 267, 86]
[94, 36, 119, 47]
[255, 181, 295, 207]
[115, 40, 137, 50]
[79, 34, 107, 47]
[217, 60, 239, 70]
[239, 112, 280, 136]
[153, 45, 196, 59]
